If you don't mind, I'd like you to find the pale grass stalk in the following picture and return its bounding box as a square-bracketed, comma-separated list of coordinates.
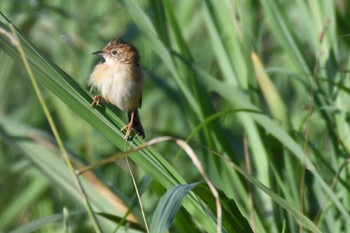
[6, 25, 102, 233]
[175, 139, 222, 233]
[125, 157, 150, 233]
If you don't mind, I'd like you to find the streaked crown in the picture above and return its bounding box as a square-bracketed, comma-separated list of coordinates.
[93, 39, 140, 65]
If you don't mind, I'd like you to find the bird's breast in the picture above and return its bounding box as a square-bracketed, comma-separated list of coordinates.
[89, 63, 144, 111]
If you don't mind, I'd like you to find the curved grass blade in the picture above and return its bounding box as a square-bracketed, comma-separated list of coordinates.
[150, 183, 200, 233]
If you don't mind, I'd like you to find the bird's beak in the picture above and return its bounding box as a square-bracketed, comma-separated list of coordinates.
[92, 50, 104, 56]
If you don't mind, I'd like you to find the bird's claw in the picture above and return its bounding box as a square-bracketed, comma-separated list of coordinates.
[90, 96, 104, 108]
[121, 123, 133, 140]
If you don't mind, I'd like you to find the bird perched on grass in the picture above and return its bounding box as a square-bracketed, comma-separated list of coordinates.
[89, 39, 145, 140]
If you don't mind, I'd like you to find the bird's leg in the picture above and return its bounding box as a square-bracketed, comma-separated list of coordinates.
[90, 95, 104, 107]
[121, 110, 135, 140]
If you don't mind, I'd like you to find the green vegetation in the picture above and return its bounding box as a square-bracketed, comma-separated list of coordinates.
[1, 1, 350, 232]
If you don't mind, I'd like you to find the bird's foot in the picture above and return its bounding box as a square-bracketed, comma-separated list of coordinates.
[121, 122, 133, 140]
[90, 96, 104, 108]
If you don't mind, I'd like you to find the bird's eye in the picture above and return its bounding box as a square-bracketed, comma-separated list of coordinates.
[111, 50, 118, 56]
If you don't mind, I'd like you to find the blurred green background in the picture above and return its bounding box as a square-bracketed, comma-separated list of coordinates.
[1, 0, 350, 232]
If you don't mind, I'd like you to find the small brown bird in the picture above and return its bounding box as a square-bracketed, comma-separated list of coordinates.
[89, 39, 145, 139]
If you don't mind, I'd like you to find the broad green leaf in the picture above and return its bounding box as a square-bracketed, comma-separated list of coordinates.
[150, 183, 200, 233]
